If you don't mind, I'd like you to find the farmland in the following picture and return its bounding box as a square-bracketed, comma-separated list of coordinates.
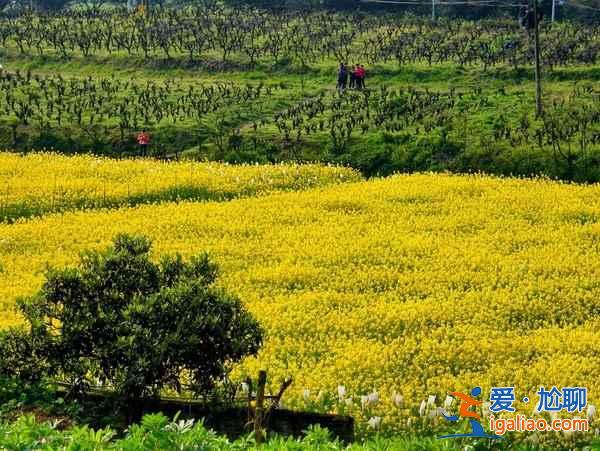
[2, 2, 600, 447]
[0, 152, 360, 221]
[2, 170, 600, 443]
[2, 8, 600, 181]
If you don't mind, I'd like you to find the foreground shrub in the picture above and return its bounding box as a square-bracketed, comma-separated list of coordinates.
[0, 412, 587, 450]
[0, 234, 263, 401]
[0, 327, 50, 382]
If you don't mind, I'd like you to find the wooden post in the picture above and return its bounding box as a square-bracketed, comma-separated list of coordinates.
[254, 370, 267, 444]
[273, 378, 293, 406]
[533, 0, 543, 117]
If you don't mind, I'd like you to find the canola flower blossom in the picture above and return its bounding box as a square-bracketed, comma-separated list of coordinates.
[0, 152, 360, 221]
[1, 173, 600, 437]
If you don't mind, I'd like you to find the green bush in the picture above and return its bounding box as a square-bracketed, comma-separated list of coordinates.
[0, 328, 51, 383]
[0, 234, 263, 401]
[0, 412, 589, 450]
[0, 377, 58, 420]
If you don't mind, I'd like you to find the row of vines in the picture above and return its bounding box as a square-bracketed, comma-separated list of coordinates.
[3, 69, 600, 180]
[1, 7, 600, 68]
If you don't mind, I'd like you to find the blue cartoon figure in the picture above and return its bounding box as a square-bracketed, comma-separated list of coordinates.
[439, 387, 503, 439]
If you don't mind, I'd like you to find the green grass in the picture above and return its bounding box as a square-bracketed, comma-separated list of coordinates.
[3, 44, 595, 89]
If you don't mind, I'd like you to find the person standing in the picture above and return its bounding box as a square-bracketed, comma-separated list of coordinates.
[349, 64, 358, 89]
[136, 129, 151, 156]
[337, 63, 348, 94]
[357, 64, 366, 89]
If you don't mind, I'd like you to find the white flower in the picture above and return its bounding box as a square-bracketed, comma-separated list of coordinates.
[303, 389, 311, 402]
[361, 395, 369, 410]
[588, 404, 597, 420]
[444, 395, 454, 409]
[367, 416, 382, 430]
[241, 382, 249, 394]
[419, 400, 427, 417]
[344, 396, 353, 407]
[528, 432, 540, 445]
[437, 406, 448, 417]
[337, 385, 346, 400]
[482, 401, 491, 418]
[368, 391, 379, 405]
[427, 394, 437, 407]
[392, 392, 404, 408]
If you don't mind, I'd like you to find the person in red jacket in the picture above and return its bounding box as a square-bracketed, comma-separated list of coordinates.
[136, 130, 151, 156]
[356, 65, 366, 89]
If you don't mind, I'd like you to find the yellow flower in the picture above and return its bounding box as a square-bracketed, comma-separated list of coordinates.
[0, 152, 360, 221]
[1, 170, 600, 438]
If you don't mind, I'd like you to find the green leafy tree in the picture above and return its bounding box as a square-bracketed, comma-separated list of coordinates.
[0, 234, 263, 401]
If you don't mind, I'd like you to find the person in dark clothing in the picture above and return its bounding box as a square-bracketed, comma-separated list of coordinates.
[349, 64, 358, 89]
[337, 63, 348, 93]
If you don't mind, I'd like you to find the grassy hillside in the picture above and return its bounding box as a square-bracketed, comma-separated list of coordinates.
[2, 12, 600, 181]
[4, 62, 599, 180]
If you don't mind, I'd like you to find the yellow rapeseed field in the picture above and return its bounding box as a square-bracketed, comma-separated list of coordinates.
[1, 173, 600, 436]
[0, 152, 361, 221]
